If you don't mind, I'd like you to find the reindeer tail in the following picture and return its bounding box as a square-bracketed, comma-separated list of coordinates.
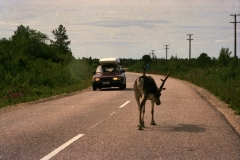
[143, 66, 146, 76]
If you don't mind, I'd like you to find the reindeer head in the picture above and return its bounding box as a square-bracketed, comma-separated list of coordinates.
[155, 68, 171, 105]
[153, 89, 161, 105]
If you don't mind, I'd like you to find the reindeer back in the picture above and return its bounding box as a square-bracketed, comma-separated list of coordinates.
[138, 75, 158, 94]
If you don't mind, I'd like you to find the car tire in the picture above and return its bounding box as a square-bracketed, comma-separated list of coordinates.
[123, 78, 126, 89]
[119, 82, 123, 90]
[93, 85, 97, 91]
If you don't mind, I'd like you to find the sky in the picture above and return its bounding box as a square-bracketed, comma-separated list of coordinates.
[0, 0, 240, 59]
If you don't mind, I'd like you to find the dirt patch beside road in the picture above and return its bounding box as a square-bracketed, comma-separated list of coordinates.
[186, 81, 240, 136]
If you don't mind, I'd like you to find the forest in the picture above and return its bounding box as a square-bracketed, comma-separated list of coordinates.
[0, 25, 239, 114]
[0, 25, 93, 108]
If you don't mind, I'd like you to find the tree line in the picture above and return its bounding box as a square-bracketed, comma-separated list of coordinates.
[126, 49, 240, 115]
[0, 24, 92, 107]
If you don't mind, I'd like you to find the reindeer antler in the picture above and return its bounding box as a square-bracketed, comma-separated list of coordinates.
[159, 68, 171, 91]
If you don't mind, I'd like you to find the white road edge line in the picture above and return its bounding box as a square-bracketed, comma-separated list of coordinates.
[119, 101, 130, 108]
[40, 134, 84, 160]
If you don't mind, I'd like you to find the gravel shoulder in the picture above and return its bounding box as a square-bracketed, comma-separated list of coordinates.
[186, 81, 240, 136]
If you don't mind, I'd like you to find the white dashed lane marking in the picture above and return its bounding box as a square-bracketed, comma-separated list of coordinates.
[40, 134, 84, 160]
[110, 112, 115, 116]
[119, 101, 130, 108]
[40, 101, 130, 160]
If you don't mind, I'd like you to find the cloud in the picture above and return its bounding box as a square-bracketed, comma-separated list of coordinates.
[0, 21, 18, 26]
[79, 18, 170, 28]
[177, 25, 211, 29]
[215, 40, 224, 43]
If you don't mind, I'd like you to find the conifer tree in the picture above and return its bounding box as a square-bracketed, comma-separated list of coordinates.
[50, 24, 71, 54]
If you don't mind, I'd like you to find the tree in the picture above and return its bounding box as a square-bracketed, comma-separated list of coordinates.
[197, 53, 211, 68]
[11, 25, 48, 58]
[142, 54, 151, 69]
[218, 47, 232, 67]
[11, 25, 31, 55]
[89, 56, 93, 65]
[50, 24, 71, 54]
[142, 54, 151, 64]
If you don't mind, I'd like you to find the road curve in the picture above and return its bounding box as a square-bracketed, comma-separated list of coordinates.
[0, 72, 239, 160]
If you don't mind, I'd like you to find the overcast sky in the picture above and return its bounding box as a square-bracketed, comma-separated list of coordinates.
[0, 0, 240, 59]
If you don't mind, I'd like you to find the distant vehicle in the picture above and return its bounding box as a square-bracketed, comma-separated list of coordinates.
[92, 58, 126, 90]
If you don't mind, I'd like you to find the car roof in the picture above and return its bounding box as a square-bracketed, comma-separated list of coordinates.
[99, 58, 120, 65]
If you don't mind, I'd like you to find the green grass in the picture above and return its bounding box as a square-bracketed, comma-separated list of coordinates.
[0, 59, 93, 108]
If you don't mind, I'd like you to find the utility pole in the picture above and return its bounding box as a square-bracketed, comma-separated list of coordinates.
[187, 34, 193, 59]
[230, 14, 240, 58]
[149, 50, 157, 59]
[151, 50, 155, 57]
[164, 45, 169, 60]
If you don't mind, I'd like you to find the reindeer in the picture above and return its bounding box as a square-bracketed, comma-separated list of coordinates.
[134, 67, 171, 130]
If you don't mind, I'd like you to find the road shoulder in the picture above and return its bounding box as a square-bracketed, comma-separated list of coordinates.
[186, 81, 240, 136]
[0, 87, 92, 114]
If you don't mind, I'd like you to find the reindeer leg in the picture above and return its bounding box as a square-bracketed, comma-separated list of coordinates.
[138, 105, 144, 130]
[137, 98, 143, 130]
[138, 96, 148, 130]
[150, 100, 156, 125]
[141, 104, 145, 127]
[136, 97, 143, 130]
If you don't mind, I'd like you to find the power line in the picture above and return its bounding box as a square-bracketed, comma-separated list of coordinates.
[164, 45, 169, 60]
[230, 14, 240, 58]
[187, 34, 193, 59]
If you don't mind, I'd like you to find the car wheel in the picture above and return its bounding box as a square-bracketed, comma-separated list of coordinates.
[123, 78, 126, 89]
[119, 82, 123, 90]
[93, 85, 97, 91]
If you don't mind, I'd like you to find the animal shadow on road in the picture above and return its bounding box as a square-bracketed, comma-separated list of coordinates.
[171, 124, 206, 133]
[144, 124, 206, 133]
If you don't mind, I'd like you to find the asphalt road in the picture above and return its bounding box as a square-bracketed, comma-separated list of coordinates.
[0, 72, 239, 160]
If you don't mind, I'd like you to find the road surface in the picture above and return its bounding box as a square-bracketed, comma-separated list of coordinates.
[0, 72, 239, 160]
